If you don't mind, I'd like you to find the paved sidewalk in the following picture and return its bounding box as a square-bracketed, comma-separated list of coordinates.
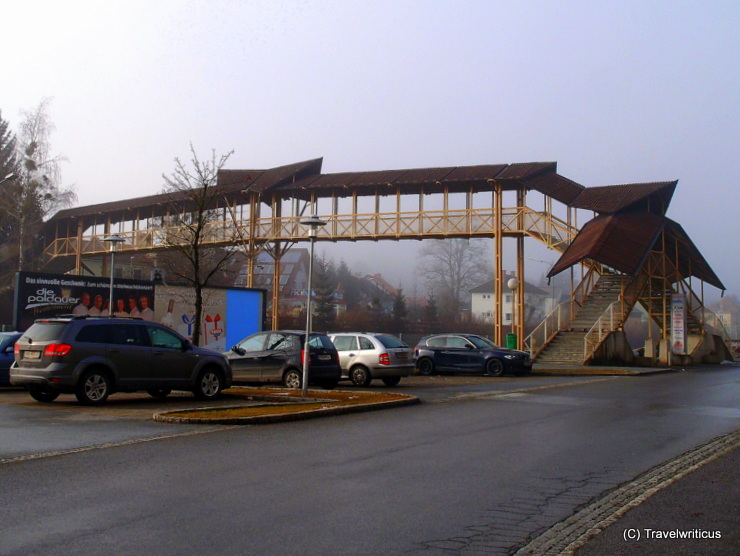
[516, 430, 739, 555]
[576, 443, 738, 555]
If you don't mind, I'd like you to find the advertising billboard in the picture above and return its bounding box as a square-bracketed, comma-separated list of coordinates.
[14, 271, 155, 331]
[13, 272, 265, 351]
[153, 285, 264, 352]
[671, 293, 687, 355]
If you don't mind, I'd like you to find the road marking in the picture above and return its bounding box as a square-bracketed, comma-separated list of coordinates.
[0, 425, 236, 466]
[443, 377, 617, 403]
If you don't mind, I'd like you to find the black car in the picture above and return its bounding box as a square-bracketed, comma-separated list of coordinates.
[226, 330, 341, 390]
[0, 331, 22, 386]
[11, 316, 231, 404]
[414, 333, 532, 376]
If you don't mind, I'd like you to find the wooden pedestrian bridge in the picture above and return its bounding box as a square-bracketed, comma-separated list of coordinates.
[37, 157, 731, 366]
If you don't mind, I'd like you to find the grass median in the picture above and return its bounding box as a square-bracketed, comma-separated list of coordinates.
[153, 387, 419, 425]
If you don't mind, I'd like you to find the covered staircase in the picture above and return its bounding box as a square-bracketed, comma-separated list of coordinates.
[535, 274, 627, 365]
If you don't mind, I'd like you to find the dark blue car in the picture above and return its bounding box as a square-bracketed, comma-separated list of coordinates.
[413, 333, 532, 377]
[0, 332, 22, 386]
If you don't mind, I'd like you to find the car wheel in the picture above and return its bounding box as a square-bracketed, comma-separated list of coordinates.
[283, 369, 302, 389]
[193, 368, 223, 400]
[350, 365, 371, 387]
[417, 358, 435, 376]
[76, 369, 111, 405]
[485, 358, 504, 377]
[28, 387, 60, 403]
[381, 376, 401, 387]
[147, 388, 172, 398]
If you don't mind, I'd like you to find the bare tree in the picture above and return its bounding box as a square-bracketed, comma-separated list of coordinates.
[417, 238, 491, 320]
[1, 99, 75, 273]
[159, 144, 235, 346]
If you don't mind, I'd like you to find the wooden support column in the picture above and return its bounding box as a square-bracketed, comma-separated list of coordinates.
[516, 186, 526, 347]
[493, 182, 504, 344]
[352, 192, 358, 237]
[394, 187, 400, 236]
[75, 219, 84, 274]
[245, 193, 260, 289]
[271, 245, 282, 330]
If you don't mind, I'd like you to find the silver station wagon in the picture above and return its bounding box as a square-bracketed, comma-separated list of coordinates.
[329, 332, 413, 387]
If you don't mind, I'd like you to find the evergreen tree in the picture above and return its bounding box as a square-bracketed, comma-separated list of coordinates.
[424, 291, 440, 331]
[0, 111, 19, 246]
[312, 255, 337, 331]
[391, 288, 408, 334]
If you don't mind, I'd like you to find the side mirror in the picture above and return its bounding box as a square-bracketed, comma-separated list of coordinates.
[231, 345, 245, 356]
[182, 340, 193, 352]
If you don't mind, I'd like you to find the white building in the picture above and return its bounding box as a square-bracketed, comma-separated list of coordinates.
[470, 274, 550, 324]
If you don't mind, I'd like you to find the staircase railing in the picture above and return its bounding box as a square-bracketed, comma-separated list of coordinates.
[583, 301, 621, 363]
[523, 301, 573, 358]
[582, 273, 648, 362]
[572, 264, 603, 310]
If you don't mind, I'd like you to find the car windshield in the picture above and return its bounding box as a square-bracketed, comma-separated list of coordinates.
[376, 334, 408, 348]
[0, 334, 16, 350]
[21, 322, 67, 342]
[305, 334, 334, 350]
[468, 335, 498, 348]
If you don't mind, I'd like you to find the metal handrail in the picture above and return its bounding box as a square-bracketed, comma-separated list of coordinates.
[582, 273, 647, 362]
[583, 301, 619, 362]
[523, 301, 572, 358]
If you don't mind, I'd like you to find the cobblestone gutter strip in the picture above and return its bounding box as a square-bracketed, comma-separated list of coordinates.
[515, 429, 740, 555]
[152, 395, 420, 425]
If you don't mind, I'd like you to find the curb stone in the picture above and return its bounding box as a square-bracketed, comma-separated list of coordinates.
[514, 429, 740, 555]
[152, 393, 420, 425]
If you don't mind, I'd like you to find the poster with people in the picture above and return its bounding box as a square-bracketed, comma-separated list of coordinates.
[14, 271, 155, 331]
[14, 271, 264, 350]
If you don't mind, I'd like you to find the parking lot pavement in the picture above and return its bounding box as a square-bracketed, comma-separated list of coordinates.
[0, 374, 613, 419]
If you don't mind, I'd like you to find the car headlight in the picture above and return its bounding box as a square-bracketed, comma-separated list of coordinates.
[504, 354, 516, 359]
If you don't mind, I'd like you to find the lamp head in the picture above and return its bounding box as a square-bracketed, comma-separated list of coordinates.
[103, 234, 125, 251]
[299, 215, 326, 237]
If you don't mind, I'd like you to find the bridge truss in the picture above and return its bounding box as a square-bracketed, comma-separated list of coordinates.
[39, 158, 727, 361]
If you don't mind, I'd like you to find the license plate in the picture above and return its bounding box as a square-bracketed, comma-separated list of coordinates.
[25, 351, 41, 360]
[318, 354, 331, 360]
[395, 352, 408, 360]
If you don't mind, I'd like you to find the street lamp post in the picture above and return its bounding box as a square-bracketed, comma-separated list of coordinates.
[103, 234, 125, 317]
[507, 277, 520, 348]
[299, 215, 326, 395]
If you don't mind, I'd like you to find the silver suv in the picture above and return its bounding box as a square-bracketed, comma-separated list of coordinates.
[11, 316, 232, 405]
[328, 332, 413, 386]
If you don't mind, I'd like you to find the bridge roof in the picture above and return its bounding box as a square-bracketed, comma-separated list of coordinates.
[571, 181, 677, 215]
[547, 212, 725, 290]
[270, 161, 566, 199]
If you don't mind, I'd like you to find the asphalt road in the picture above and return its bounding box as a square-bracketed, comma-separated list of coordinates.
[1, 366, 738, 555]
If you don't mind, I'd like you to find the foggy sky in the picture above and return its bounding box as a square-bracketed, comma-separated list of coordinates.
[3, 1, 738, 296]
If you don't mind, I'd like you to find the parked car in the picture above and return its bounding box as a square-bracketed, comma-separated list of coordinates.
[414, 333, 532, 376]
[0, 331, 22, 386]
[10, 316, 231, 405]
[226, 330, 341, 389]
[329, 332, 413, 386]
